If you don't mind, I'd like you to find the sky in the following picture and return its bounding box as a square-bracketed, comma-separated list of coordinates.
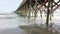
[0, 0, 23, 13]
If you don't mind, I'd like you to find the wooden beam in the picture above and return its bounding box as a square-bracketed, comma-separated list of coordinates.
[46, 0, 50, 25]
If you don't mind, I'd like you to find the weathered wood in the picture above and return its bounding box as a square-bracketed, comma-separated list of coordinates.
[46, 0, 50, 25]
[50, 0, 53, 20]
[15, 0, 60, 25]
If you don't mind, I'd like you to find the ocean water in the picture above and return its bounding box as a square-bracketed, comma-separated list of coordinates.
[0, 13, 33, 30]
[0, 10, 60, 34]
[0, 11, 60, 29]
[0, 13, 18, 30]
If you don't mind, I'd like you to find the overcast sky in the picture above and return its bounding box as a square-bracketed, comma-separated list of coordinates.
[0, 0, 23, 13]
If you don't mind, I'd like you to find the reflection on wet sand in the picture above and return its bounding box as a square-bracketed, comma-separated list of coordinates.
[20, 23, 58, 34]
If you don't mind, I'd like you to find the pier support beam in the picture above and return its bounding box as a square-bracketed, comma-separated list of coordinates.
[46, 0, 50, 25]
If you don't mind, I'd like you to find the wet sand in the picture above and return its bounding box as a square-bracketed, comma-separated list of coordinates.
[0, 27, 26, 34]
